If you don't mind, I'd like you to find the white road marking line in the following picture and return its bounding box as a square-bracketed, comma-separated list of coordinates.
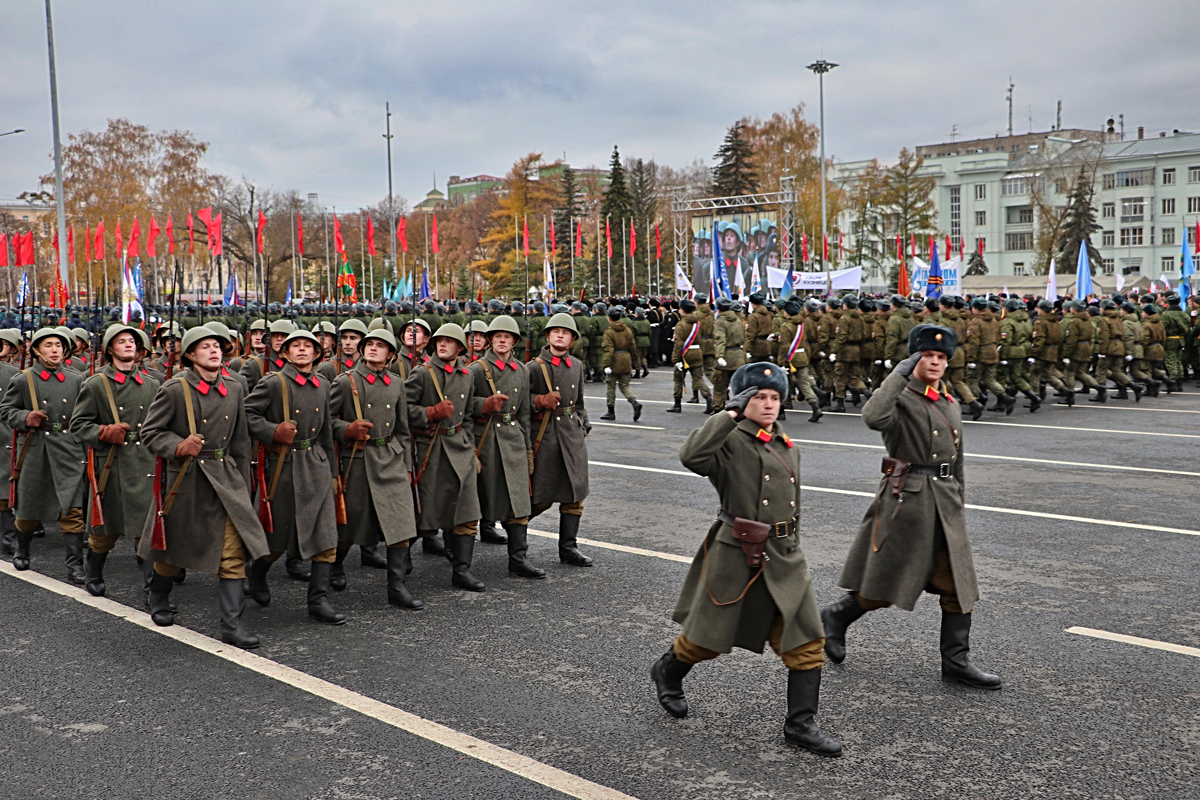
[528, 529, 692, 564]
[1073, 403, 1200, 415]
[587, 396, 674, 405]
[790, 438, 1200, 478]
[817, 411, 1200, 439]
[1065, 626, 1200, 659]
[0, 561, 639, 800]
[586, 461, 1200, 537]
[590, 421, 665, 431]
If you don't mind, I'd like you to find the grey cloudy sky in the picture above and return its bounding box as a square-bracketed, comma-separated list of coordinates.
[5, 0, 1199, 211]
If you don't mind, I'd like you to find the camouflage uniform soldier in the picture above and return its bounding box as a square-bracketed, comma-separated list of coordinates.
[966, 297, 1013, 413]
[1060, 300, 1102, 400]
[831, 295, 869, 411]
[1161, 294, 1190, 391]
[777, 297, 822, 422]
[666, 299, 712, 414]
[600, 306, 643, 421]
[1029, 299, 1070, 405]
[711, 296, 746, 413]
[1140, 304, 1167, 395]
[998, 298, 1039, 411]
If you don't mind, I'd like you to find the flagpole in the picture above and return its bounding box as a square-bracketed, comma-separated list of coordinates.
[606, 215, 611, 298]
[596, 215, 601, 296]
[569, 217, 575, 293]
[622, 220, 628, 296]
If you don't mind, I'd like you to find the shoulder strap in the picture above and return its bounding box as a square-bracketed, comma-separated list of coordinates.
[23, 368, 38, 411]
[348, 372, 363, 420]
[480, 360, 498, 395]
[179, 377, 197, 437]
[531, 358, 555, 457]
[760, 440, 796, 481]
[99, 373, 121, 423]
[427, 363, 445, 402]
[278, 373, 291, 424]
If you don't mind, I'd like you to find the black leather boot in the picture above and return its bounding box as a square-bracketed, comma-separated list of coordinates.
[505, 523, 546, 579]
[84, 548, 109, 597]
[360, 541, 387, 568]
[600, 405, 616, 420]
[987, 395, 1004, 411]
[421, 532, 447, 557]
[479, 520, 508, 545]
[850, 388, 861, 406]
[447, 533, 486, 591]
[967, 400, 984, 419]
[330, 547, 348, 592]
[285, 555, 311, 581]
[1023, 390, 1040, 412]
[631, 399, 643, 421]
[386, 545, 425, 609]
[1089, 386, 1107, 403]
[63, 533, 86, 585]
[703, 396, 713, 415]
[307, 561, 347, 624]
[246, 558, 273, 607]
[650, 650, 692, 718]
[1002, 393, 1016, 415]
[833, 397, 846, 413]
[783, 668, 842, 756]
[172, 567, 187, 584]
[816, 388, 831, 409]
[141, 557, 176, 611]
[808, 401, 823, 423]
[219, 578, 260, 649]
[820, 592, 867, 665]
[665, 398, 682, 413]
[13, 526, 33, 571]
[1114, 385, 1129, 400]
[687, 390, 699, 404]
[940, 611, 1001, 689]
[1, 510, 15, 556]
[1132, 382, 1144, 402]
[147, 571, 176, 627]
[1055, 387, 1075, 407]
[558, 514, 592, 567]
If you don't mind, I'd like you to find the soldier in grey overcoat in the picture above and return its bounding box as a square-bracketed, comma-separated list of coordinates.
[1, 327, 87, 583]
[328, 328, 422, 609]
[0, 329, 21, 557]
[244, 329, 346, 625]
[406, 323, 489, 591]
[70, 324, 161, 598]
[469, 315, 543, 578]
[528, 313, 593, 567]
[822, 324, 1001, 690]
[136, 326, 270, 648]
[651, 362, 841, 757]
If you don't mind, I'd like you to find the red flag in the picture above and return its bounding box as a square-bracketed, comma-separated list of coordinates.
[945, 234, 951, 260]
[896, 235, 910, 296]
[296, 212, 304, 257]
[366, 216, 376, 256]
[94, 221, 105, 260]
[165, 213, 175, 255]
[197, 207, 213, 250]
[605, 218, 612, 259]
[978, 237, 984, 256]
[801, 231, 808, 263]
[69, 226, 76, 264]
[958, 236, 964, 260]
[18, 232, 35, 267]
[398, 217, 408, 253]
[186, 213, 194, 255]
[0, 234, 6, 267]
[334, 215, 345, 256]
[574, 218, 583, 258]
[838, 231, 843, 260]
[522, 216, 529, 258]
[655, 222, 662, 260]
[476, 286, 483, 304]
[256, 209, 267, 254]
[115, 220, 124, 258]
[928, 234, 934, 261]
[630, 219, 637, 254]
[127, 218, 141, 259]
[85, 225, 92, 262]
[1195, 220, 1199, 255]
[550, 219, 557, 254]
[147, 216, 160, 257]
[431, 214, 439, 255]
[51, 228, 57, 262]
[822, 233, 828, 262]
[212, 213, 223, 256]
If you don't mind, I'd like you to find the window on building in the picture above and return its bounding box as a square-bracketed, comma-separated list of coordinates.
[1102, 202, 1115, 219]
[974, 183, 986, 200]
[1119, 227, 1144, 246]
[1163, 197, 1176, 215]
[1002, 176, 1031, 196]
[1189, 197, 1200, 214]
[1189, 166, 1200, 183]
[1012, 262, 1029, 276]
[1190, 227, 1198, 247]
[949, 186, 961, 246]
[1005, 206, 1034, 225]
[1120, 197, 1145, 222]
[975, 210, 986, 226]
[1005, 231, 1033, 250]
[1121, 259, 1142, 275]
[1104, 169, 1153, 188]
[1163, 227, 1175, 245]
[1162, 256, 1176, 274]
[1102, 230, 1115, 247]
[1101, 258, 1115, 275]
[1163, 168, 1175, 185]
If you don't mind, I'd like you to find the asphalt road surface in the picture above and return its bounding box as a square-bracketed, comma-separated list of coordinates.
[3, 368, 1198, 799]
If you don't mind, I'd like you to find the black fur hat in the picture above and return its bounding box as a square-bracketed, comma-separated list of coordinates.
[907, 323, 957, 357]
[730, 362, 789, 399]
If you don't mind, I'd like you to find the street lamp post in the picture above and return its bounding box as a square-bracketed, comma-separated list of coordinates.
[384, 103, 395, 299]
[45, 0, 69, 304]
[0, 130, 25, 137]
[807, 58, 837, 292]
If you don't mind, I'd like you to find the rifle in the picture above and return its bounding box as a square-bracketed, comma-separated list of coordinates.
[256, 443, 273, 532]
[333, 371, 364, 525]
[150, 256, 183, 550]
[8, 284, 27, 507]
[87, 314, 104, 529]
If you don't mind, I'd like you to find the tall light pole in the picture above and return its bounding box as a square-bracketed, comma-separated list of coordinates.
[45, 0, 69, 303]
[807, 58, 837, 291]
[0, 129, 25, 137]
[384, 102, 396, 292]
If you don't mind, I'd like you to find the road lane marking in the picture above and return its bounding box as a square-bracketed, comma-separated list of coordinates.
[1074, 404, 1200, 415]
[528, 529, 692, 564]
[1066, 627, 1200, 659]
[812, 412, 1200, 439]
[588, 396, 674, 404]
[591, 421, 665, 430]
[586, 461, 1200, 537]
[0, 561, 640, 800]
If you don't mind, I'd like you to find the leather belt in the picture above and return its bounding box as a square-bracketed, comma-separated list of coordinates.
[907, 462, 953, 478]
[197, 448, 226, 460]
[418, 423, 460, 437]
[476, 413, 514, 425]
[613, 349, 629, 353]
[365, 434, 393, 447]
[717, 509, 797, 538]
[125, 430, 138, 443]
[49, 422, 64, 432]
[725, 345, 743, 350]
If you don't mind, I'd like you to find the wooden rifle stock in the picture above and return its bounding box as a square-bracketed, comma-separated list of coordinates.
[7, 429, 17, 507]
[333, 442, 348, 525]
[256, 444, 273, 533]
[87, 447, 104, 528]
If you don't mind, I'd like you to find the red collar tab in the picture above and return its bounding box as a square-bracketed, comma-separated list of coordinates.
[113, 371, 126, 384]
[551, 355, 571, 368]
[294, 373, 307, 386]
[134, 372, 144, 385]
[221, 367, 230, 377]
[274, 358, 285, 369]
[494, 358, 507, 371]
[64, 359, 72, 366]
[782, 433, 793, 449]
[366, 373, 376, 384]
[923, 384, 941, 402]
[461, 367, 469, 374]
[312, 376, 320, 388]
[39, 369, 50, 381]
[217, 381, 228, 397]
[345, 358, 354, 368]
[755, 428, 772, 443]
[382, 373, 391, 385]
[196, 380, 210, 395]
[56, 371, 65, 382]
[443, 362, 454, 373]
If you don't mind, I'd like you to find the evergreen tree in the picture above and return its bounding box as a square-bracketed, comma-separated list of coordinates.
[553, 163, 581, 261]
[629, 158, 658, 279]
[454, 264, 472, 299]
[1053, 168, 1101, 274]
[711, 121, 759, 197]
[600, 146, 633, 267]
[965, 250, 988, 276]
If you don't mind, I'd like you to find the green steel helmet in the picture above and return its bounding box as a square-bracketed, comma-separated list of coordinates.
[281, 329, 321, 350]
[0, 328, 20, 351]
[486, 315, 522, 338]
[31, 326, 72, 351]
[338, 318, 368, 336]
[101, 324, 142, 355]
[544, 312, 579, 338]
[268, 319, 297, 335]
[72, 327, 91, 343]
[154, 321, 182, 340]
[249, 318, 268, 332]
[359, 328, 398, 353]
[202, 322, 233, 342]
[180, 325, 223, 357]
[400, 317, 432, 336]
[366, 317, 394, 333]
[467, 320, 491, 334]
[311, 321, 337, 336]
[431, 322, 468, 351]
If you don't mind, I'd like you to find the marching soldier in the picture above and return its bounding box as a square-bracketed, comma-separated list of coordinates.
[1029, 299, 1070, 406]
[137, 327, 270, 647]
[241, 318, 295, 393]
[776, 297, 822, 422]
[652, 362, 840, 756]
[406, 323, 490, 591]
[588, 302, 608, 383]
[393, 318, 432, 380]
[745, 292, 773, 363]
[528, 312, 593, 567]
[70, 324, 161, 598]
[712, 296, 746, 413]
[2, 328, 88, 583]
[1094, 299, 1138, 401]
[822, 324, 1001, 691]
[1161, 294, 1190, 392]
[1141, 304, 1168, 393]
[816, 297, 841, 396]
[328, 328, 423, 609]
[469, 315, 544, 578]
[966, 297, 1013, 413]
[631, 306, 651, 379]
[244, 329, 347, 625]
[1122, 303, 1153, 396]
[666, 299, 712, 414]
[312, 321, 339, 380]
[1060, 299, 1102, 401]
[882, 295, 914, 379]
[600, 305, 643, 421]
[999, 298, 1039, 411]
[0, 330, 19, 557]
[695, 294, 718, 385]
[831, 294, 870, 410]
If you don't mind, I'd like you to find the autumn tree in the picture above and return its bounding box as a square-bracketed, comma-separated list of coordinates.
[477, 153, 559, 297]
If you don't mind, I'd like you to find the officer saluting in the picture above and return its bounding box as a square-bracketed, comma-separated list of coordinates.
[822, 324, 1000, 690]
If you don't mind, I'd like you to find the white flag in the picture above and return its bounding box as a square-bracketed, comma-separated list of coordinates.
[674, 262, 693, 292]
[1046, 260, 1058, 300]
[1115, 272, 1126, 292]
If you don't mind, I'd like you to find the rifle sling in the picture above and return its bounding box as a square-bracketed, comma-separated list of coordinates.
[95, 374, 121, 493]
[161, 378, 198, 519]
[11, 369, 39, 486]
[474, 360, 498, 458]
[531, 358, 553, 457]
[415, 365, 445, 484]
[267, 374, 291, 501]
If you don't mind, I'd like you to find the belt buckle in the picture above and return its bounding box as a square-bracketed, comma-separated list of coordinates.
[50, 422, 63, 432]
[774, 521, 789, 538]
[938, 463, 951, 478]
[295, 438, 313, 450]
[445, 424, 458, 436]
[125, 431, 138, 442]
[213, 448, 225, 459]
[373, 436, 387, 447]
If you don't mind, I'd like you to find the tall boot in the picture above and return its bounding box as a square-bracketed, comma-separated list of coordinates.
[147, 571, 176, 627]
[630, 399, 643, 421]
[84, 548, 109, 597]
[218, 578, 260, 649]
[808, 401, 823, 423]
[600, 405, 616, 420]
[703, 396, 714, 415]
[386, 545, 425, 609]
[141, 556, 177, 612]
[783, 669, 842, 757]
[820, 593, 867, 665]
[421, 532, 448, 557]
[987, 394, 1004, 411]
[1055, 386, 1075, 407]
[1088, 386, 1107, 403]
[849, 388, 861, 407]
[967, 400, 984, 420]
[307, 561, 347, 624]
[12, 526, 33, 571]
[687, 390, 700, 404]
[330, 547, 348, 592]
[1022, 390, 1040, 413]
[360, 541, 387, 568]
[940, 611, 1001, 689]
[246, 557, 273, 607]
[447, 533, 486, 591]
[1148, 379, 1161, 397]
[558, 514, 593, 567]
[63, 533, 85, 585]
[1002, 393, 1016, 416]
[285, 555, 311, 581]
[650, 650, 692, 718]
[1131, 382, 1144, 403]
[665, 397, 682, 413]
[173, 567, 187, 584]
[1, 510, 15, 556]
[833, 397, 846, 413]
[479, 520, 508, 545]
[816, 388, 831, 409]
[505, 522, 546, 579]
[1114, 385, 1129, 400]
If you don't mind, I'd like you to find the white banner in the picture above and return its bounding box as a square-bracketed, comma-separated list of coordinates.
[941, 256, 961, 296]
[674, 262, 693, 292]
[765, 265, 862, 292]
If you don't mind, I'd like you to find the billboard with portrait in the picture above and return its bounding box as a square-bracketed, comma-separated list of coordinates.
[691, 213, 780, 296]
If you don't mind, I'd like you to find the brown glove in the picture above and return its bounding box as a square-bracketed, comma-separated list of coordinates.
[527, 450, 535, 475]
[24, 410, 48, 428]
[534, 392, 561, 412]
[426, 398, 454, 422]
[272, 421, 297, 445]
[481, 393, 508, 415]
[98, 422, 131, 444]
[175, 433, 203, 459]
[344, 419, 374, 441]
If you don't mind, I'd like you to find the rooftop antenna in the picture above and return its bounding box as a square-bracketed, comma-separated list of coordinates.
[949, 124, 959, 143]
[1056, 100, 1062, 131]
[1006, 78, 1014, 137]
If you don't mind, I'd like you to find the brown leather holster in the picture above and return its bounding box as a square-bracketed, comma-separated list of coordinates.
[718, 510, 770, 568]
[881, 456, 911, 498]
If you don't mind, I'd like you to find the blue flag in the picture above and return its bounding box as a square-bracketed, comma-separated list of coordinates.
[926, 244, 943, 300]
[1180, 236, 1195, 304]
[780, 263, 795, 299]
[223, 272, 240, 306]
[419, 269, 430, 301]
[285, 280, 293, 305]
[1075, 240, 1094, 299]
[710, 224, 721, 300]
[16, 272, 29, 306]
